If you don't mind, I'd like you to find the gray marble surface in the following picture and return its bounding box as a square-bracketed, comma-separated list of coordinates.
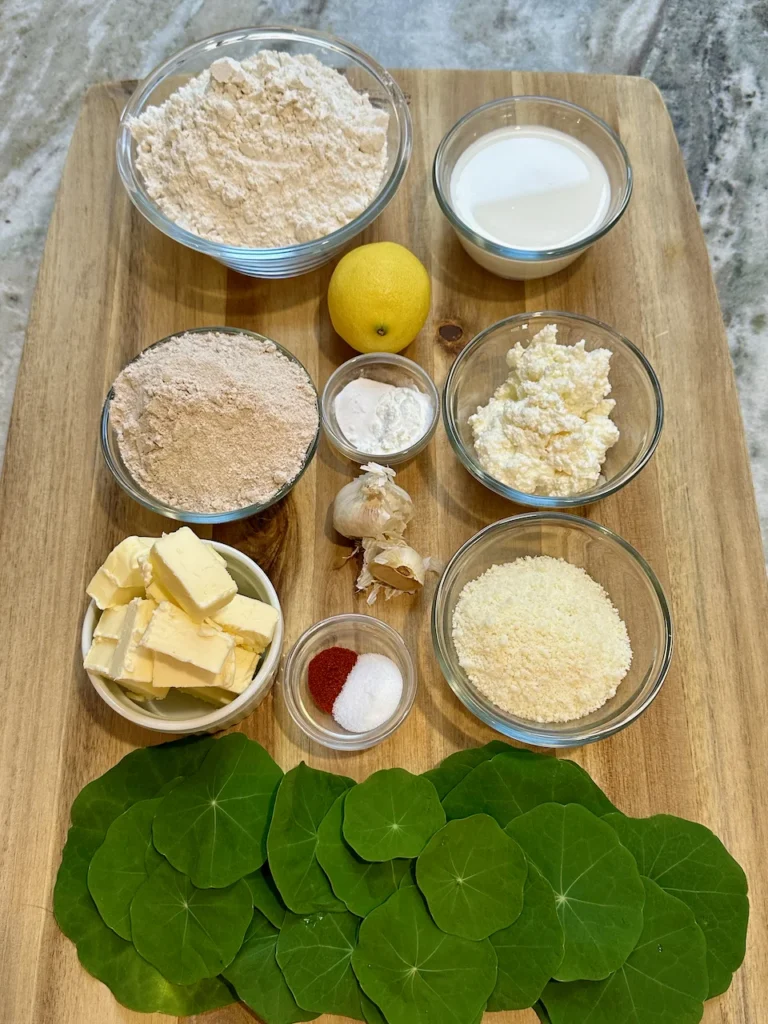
[2, 0, 767, 543]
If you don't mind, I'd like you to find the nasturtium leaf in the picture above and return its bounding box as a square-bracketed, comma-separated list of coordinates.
[53, 826, 233, 1014]
[268, 762, 354, 914]
[244, 864, 287, 928]
[317, 792, 411, 917]
[604, 812, 748, 998]
[542, 877, 709, 1024]
[130, 860, 253, 985]
[153, 732, 283, 888]
[343, 768, 445, 861]
[422, 741, 535, 800]
[488, 864, 565, 1011]
[277, 910, 364, 1021]
[361, 992, 387, 1024]
[353, 885, 497, 1024]
[70, 736, 214, 838]
[223, 909, 317, 1024]
[444, 754, 616, 827]
[87, 797, 162, 939]
[506, 803, 645, 981]
[415, 813, 527, 939]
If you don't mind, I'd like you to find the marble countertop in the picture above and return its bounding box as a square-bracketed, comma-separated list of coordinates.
[2, 0, 767, 546]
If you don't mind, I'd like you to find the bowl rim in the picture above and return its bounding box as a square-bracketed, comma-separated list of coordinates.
[101, 325, 320, 524]
[321, 352, 440, 464]
[281, 612, 417, 750]
[81, 539, 284, 734]
[116, 25, 412, 260]
[442, 309, 664, 508]
[432, 94, 633, 261]
[431, 511, 674, 748]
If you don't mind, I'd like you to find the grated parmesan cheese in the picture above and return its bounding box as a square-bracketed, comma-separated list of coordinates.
[452, 556, 632, 723]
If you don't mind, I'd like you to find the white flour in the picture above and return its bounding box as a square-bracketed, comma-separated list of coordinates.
[129, 51, 389, 248]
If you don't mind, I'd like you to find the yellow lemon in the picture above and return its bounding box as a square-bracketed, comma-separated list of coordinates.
[327, 242, 431, 354]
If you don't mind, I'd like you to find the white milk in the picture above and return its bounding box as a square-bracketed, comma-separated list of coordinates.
[451, 125, 611, 251]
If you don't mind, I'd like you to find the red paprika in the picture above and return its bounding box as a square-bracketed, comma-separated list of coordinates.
[308, 646, 358, 714]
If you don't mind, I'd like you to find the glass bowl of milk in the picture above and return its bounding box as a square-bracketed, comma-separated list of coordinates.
[433, 96, 632, 279]
[321, 352, 439, 465]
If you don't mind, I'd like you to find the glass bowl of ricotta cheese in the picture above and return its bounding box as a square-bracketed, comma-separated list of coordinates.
[433, 95, 632, 279]
[322, 353, 440, 465]
[443, 311, 663, 508]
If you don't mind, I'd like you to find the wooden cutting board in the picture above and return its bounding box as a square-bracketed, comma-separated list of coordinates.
[1, 69, 766, 1024]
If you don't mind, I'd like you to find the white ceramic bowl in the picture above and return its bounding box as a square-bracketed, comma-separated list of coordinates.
[81, 541, 283, 734]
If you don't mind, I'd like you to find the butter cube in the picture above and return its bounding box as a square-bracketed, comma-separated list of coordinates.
[86, 568, 144, 610]
[120, 678, 169, 700]
[101, 537, 155, 588]
[93, 604, 129, 641]
[152, 648, 236, 690]
[149, 528, 236, 620]
[211, 595, 278, 650]
[84, 638, 117, 677]
[224, 647, 260, 695]
[187, 687, 236, 706]
[140, 601, 235, 675]
[137, 553, 176, 606]
[110, 598, 156, 686]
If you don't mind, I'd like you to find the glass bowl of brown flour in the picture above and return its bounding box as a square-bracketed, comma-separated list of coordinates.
[116, 27, 412, 278]
[101, 327, 320, 523]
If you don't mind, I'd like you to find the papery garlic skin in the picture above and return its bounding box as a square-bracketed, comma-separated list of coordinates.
[332, 462, 414, 540]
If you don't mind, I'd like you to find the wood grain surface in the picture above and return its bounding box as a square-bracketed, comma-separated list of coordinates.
[0, 69, 766, 1024]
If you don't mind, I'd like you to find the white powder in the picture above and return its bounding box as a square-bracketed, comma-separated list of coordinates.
[469, 323, 619, 497]
[332, 653, 403, 733]
[452, 556, 632, 723]
[129, 51, 389, 248]
[334, 377, 433, 454]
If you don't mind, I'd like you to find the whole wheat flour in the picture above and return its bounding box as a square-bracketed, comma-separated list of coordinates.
[110, 331, 319, 514]
[129, 51, 390, 247]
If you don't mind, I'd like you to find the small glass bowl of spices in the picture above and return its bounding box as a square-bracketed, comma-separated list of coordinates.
[281, 613, 416, 749]
[321, 353, 439, 465]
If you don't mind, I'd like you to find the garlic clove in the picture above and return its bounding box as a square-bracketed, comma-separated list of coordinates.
[368, 543, 427, 592]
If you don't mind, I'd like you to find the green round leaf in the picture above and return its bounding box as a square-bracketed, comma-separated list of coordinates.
[223, 909, 318, 1024]
[87, 797, 162, 939]
[130, 860, 252, 985]
[268, 763, 354, 914]
[415, 813, 527, 939]
[488, 864, 565, 1011]
[53, 825, 233, 1014]
[422, 741, 537, 800]
[604, 812, 748, 998]
[70, 736, 215, 838]
[542, 877, 708, 1024]
[244, 864, 287, 928]
[153, 732, 283, 888]
[443, 754, 616, 827]
[277, 910, 364, 1020]
[352, 886, 497, 1024]
[317, 792, 411, 917]
[343, 768, 445, 861]
[506, 803, 645, 981]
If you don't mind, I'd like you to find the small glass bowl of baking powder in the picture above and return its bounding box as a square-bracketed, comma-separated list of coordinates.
[116, 27, 412, 279]
[282, 614, 417, 751]
[321, 353, 440, 465]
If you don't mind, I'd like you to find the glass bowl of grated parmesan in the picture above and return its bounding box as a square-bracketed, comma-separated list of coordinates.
[432, 512, 672, 747]
[116, 27, 412, 278]
[442, 311, 663, 508]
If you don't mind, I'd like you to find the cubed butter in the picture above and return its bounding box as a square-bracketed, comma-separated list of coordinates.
[152, 648, 236, 689]
[84, 637, 117, 677]
[140, 601, 235, 675]
[110, 598, 156, 686]
[224, 647, 260, 695]
[86, 568, 144, 610]
[186, 687, 235, 706]
[137, 553, 176, 605]
[101, 537, 155, 588]
[93, 604, 129, 641]
[211, 595, 278, 650]
[149, 527, 236, 620]
[121, 677, 169, 700]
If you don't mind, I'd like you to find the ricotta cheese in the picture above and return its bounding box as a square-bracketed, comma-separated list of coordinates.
[468, 323, 619, 496]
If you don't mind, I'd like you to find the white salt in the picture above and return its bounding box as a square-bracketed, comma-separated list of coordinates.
[332, 653, 403, 733]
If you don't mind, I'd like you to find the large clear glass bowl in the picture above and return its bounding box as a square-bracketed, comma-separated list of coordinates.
[442, 311, 663, 508]
[432, 513, 672, 748]
[116, 26, 412, 278]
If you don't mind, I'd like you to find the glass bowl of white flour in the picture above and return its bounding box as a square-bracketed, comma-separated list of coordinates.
[116, 27, 412, 278]
[443, 311, 664, 509]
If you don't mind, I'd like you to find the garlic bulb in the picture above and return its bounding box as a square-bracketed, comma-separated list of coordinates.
[333, 463, 414, 540]
[367, 540, 427, 591]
